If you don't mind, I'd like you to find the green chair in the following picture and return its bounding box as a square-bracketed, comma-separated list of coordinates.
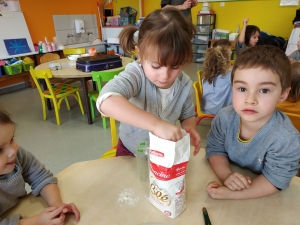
[88, 68, 124, 129]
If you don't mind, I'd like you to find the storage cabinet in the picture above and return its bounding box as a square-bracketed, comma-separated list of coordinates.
[192, 14, 216, 63]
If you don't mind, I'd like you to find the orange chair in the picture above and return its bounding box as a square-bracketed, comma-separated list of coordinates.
[282, 112, 300, 132]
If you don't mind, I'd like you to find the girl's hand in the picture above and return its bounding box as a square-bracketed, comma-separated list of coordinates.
[182, 0, 192, 9]
[206, 181, 231, 199]
[152, 120, 183, 142]
[223, 172, 251, 190]
[62, 203, 80, 222]
[243, 18, 249, 26]
[37, 205, 66, 225]
[184, 127, 201, 155]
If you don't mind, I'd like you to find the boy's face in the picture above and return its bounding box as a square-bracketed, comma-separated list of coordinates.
[232, 67, 290, 127]
[0, 124, 18, 175]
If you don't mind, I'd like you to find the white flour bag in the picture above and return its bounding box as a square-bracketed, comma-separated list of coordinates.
[149, 130, 190, 219]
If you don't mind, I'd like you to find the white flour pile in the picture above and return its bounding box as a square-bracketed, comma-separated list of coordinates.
[117, 188, 139, 209]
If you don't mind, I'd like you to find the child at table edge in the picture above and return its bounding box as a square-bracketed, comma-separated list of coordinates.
[96, 8, 201, 156]
[0, 110, 80, 225]
[205, 45, 300, 200]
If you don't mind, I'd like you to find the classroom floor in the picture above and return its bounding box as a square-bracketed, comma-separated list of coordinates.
[0, 62, 212, 177]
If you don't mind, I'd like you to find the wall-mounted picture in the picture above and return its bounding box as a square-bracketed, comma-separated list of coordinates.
[4, 38, 31, 55]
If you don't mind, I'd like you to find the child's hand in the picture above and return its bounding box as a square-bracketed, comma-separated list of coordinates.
[62, 203, 80, 222]
[37, 204, 66, 225]
[223, 172, 251, 190]
[191, 0, 198, 7]
[289, 58, 295, 64]
[184, 127, 201, 155]
[206, 181, 231, 199]
[182, 0, 192, 9]
[243, 18, 249, 26]
[152, 120, 183, 142]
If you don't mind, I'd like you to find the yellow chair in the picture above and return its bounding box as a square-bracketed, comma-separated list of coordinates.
[230, 59, 235, 66]
[29, 67, 84, 125]
[63, 48, 86, 56]
[88, 68, 124, 129]
[193, 81, 215, 125]
[283, 112, 300, 132]
[194, 70, 215, 125]
[100, 117, 117, 159]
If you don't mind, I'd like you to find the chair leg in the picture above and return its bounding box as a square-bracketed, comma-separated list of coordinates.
[53, 100, 61, 125]
[90, 97, 95, 119]
[102, 116, 107, 129]
[41, 97, 47, 120]
[65, 97, 71, 110]
[76, 91, 85, 115]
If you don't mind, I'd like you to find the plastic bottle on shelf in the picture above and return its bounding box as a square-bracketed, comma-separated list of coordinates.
[42, 42, 48, 53]
[38, 41, 43, 53]
[45, 37, 52, 52]
[51, 42, 56, 51]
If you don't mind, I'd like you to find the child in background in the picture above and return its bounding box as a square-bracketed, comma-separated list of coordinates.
[0, 110, 80, 224]
[205, 45, 300, 200]
[97, 8, 201, 156]
[236, 18, 260, 57]
[277, 62, 300, 114]
[288, 40, 300, 64]
[201, 39, 233, 115]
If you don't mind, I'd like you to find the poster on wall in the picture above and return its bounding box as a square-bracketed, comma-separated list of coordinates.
[280, 0, 299, 6]
[4, 38, 31, 55]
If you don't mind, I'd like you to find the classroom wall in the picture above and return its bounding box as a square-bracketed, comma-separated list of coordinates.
[19, 0, 139, 44]
[143, 0, 298, 39]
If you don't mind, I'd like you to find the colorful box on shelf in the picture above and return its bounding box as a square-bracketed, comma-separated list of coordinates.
[120, 6, 138, 26]
[22, 62, 35, 72]
[3, 64, 23, 75]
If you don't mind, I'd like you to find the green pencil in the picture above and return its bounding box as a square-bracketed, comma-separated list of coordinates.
[202, 207, 212, 225]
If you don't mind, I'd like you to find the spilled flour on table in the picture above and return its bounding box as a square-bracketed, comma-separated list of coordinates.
[117, 188, 139, 209]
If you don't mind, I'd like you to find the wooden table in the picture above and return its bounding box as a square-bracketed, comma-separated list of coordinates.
[35, 57, 132, 124]
[3, 149, 300, 225]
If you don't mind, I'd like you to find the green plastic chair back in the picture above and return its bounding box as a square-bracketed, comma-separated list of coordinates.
[88, 68, 125, 128]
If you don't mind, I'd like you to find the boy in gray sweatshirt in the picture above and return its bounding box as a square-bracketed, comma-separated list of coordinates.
[206, 45, 300, 199]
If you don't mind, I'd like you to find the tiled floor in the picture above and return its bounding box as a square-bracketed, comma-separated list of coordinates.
[0, 61, 212, 177]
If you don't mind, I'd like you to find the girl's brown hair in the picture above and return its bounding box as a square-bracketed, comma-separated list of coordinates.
[288, 62, 300, 102]
[119, 8, 196, 67]
[203, 39, 231, 85]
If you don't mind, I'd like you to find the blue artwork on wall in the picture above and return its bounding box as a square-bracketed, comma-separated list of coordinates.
[3, 38, 31, 55]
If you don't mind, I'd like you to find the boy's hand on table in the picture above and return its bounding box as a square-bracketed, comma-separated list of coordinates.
[206, 181, 232, 199]
[62, 203, 81, 222]
[223, 172, 251, 190]
[184, 127, 201, 155]
[37, 204, 66, 225]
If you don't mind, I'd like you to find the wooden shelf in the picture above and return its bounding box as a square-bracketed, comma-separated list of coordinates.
[0, 71, 35, 88]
